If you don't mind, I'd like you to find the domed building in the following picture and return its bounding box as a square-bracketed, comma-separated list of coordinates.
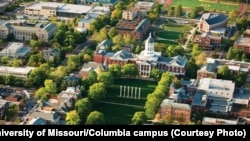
[93, 33, 188, 77]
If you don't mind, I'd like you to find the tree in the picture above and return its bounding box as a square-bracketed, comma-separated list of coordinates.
[66, 110, 81, 125]
[226, 47, 233, 60]
[217, 65, 232, 80]
[82, 70, 98, 87]
[1, 55, 9, 64]
[85, 111, 105, 125]
[186, 58, 198, 79]
[5, 104, 18, 121]
[44, 79, 57, 94]
[34, 87, 47, 101]
[108, 64, 122, 79]
[112, 34, 123, 45]
[132, 111, 147, 125]
[75, 98, 93, 124]
[144, 95, 161, 119]
[98, 72, 113, 87]
[235, 72, 247, 87]
[173, 77, 181, 89]
[241, 53, 248, 62]
[88, 82, 106, 102]
[195, 52, 207, 67]
[174, 5, 182, 17]
[150, 68, 163, 80]
[11, 58, 22, 67]
[108, 27, 118, 38]
[49, 66, 67, 82]
[163, 115, 174, 124]
[121, 64, 138, 77]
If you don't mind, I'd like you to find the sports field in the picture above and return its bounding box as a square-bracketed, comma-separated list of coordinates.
[171, 0, 239, 12]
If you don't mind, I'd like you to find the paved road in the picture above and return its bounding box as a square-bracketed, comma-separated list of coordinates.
[160, 15, 200, 23]
[60, 40, 94, 65]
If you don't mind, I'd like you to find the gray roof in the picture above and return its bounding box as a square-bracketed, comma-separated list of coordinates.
[135, 18, 151, 33]
[0, 20, 8, 26]
[30, 111, 60, 121]
[191, 92, 207, 107]
[160, 99, 191, 110]
[43, 23, 57, 32]
[205, 13, 228, 25]
[111, 50, 133, 60]
[199, 63, 216, 72]
[80, 61, 102, 72]
[158, 55, 187, 67]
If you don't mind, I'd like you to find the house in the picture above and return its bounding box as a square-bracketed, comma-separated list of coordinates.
[28, 110, 60, 125]
[42, 47, 60, 62]
[0, 42, 31, 58]
[25, 117, 47, 125]
[157, 99, 191, 122]
[79, 61, 106, 78]
[93, 33, 188, 77]
[198, 13, 228, 33]
[41, 87, 81, 120]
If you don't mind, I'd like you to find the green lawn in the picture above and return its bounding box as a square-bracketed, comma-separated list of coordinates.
[156, 31, 180, 40]
[93, 78, 157, 124]
[105, 78, 157, 103]
[171, 0, 239, 12]
[94, 102, 143, 125]
[163, 22, 192, 32]
[155, 40, 179, 45]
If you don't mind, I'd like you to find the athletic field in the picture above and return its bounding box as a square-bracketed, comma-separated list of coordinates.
[170, 0, 239, 12]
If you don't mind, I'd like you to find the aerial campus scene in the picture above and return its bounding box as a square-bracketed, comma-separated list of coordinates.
[0, 0, 249, 125]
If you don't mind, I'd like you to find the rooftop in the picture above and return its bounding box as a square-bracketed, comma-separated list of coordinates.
[201, 13, 228, 25]
[135, 1, 154, 8]
[191, 91, 207, 107]
[0, 66, 35, 74]
[26, 2, 93, 14]
[202, 117, 238, 125]
[80, 61, 103, 72]
[234, 37, 250, 46]
[160, 99, 191, 110]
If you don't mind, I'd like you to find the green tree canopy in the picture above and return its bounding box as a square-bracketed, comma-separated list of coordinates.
[132, 111, 147, 125]
[85, 111, 105, 125]
[66, 110, 81, 125]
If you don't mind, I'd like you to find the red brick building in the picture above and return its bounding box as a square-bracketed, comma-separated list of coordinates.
[158, 99, 191, 122]
[233, 37, 250, 54]
[93, 34, 188, 77]
[115, 18, 151, 42]
[193, 33, 222, 51]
